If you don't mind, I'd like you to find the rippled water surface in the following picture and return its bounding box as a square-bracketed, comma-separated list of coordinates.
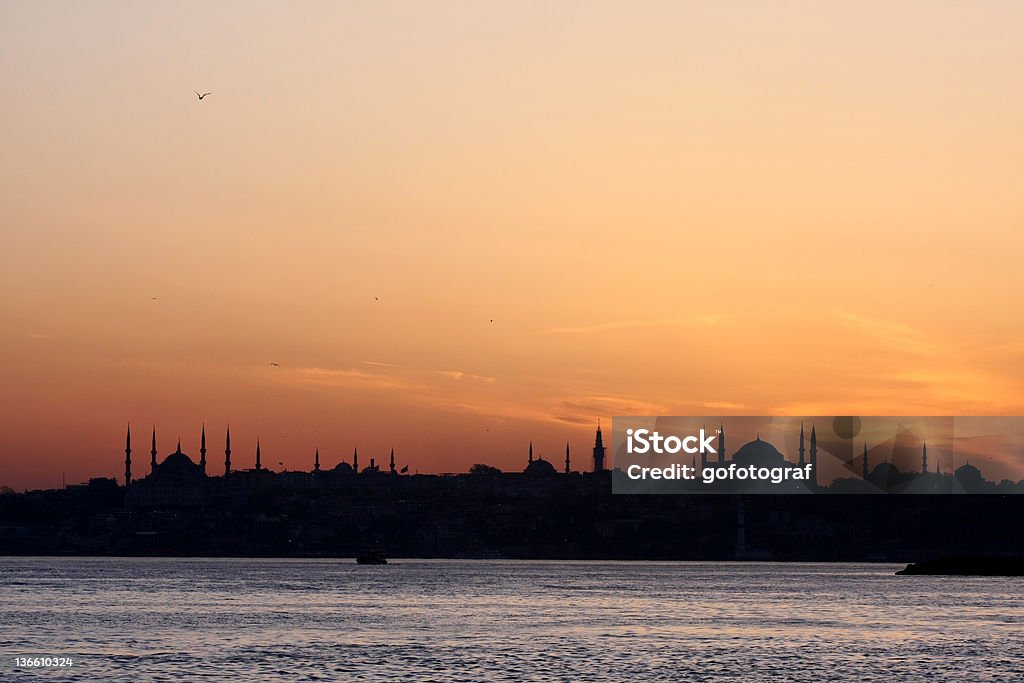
[1, 558, 1022, 681]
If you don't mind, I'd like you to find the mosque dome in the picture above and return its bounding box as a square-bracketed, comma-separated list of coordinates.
[955, 463, 982, 481]
[155, 444, 202, 479]
[333, 461, 355, 474]
[731, 437, 788, 467]
[867, 461, 903, 489]
[162, 451, 195, 467]
[524, 458, 557, 476]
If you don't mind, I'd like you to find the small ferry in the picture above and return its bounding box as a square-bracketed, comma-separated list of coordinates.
[356, 549, 388, 565]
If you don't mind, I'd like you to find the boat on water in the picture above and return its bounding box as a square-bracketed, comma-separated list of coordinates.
[356, 549, 388, 565]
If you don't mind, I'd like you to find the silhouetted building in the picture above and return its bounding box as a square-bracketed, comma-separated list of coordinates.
[524, 442, 556, 476]
[593, 422, 606, 472]
[954, 463, 985, 493]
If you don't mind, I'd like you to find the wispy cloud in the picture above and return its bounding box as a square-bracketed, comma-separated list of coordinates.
[833, 311, 939, 354]
[701, 400, 747, 411]
[289, 366, 417, 391]
[434, 370, 497, 383]
[537, 315, 728, 336]
[554, 395, 668, 421]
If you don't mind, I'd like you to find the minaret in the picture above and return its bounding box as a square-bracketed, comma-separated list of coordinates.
[224, 426, 232, 476]
[921, 441, 928, 474]
[701, 427, 709, 472]
[717, 423, 725, 465]
[862, 442, 868, 479]
[809, 424, 818, 487]
[199, 424, 207, 476]
[529, 441, 534, 464]
[314, 448, 320, 472]
[565, 441, 570, 474]
[798, 423, 806, 466]
[150, 427, 158, 474]
[389, 448, 396, 474]
[353, 447, 359, 473]
[593, 421, 606, 473]
[255, 439, 262, 471]
[124, 423, 132, 488]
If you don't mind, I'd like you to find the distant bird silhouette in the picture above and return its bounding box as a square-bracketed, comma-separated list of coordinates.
[195, 91, 212, 100]
[270, 362, 280, 367]
[490, 319, 493, 323]
[374, 297, 380, 302]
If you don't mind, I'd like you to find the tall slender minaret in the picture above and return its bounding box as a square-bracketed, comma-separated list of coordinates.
[224, 426, 232, 476]
[255, 439, 262, 471]
[717, 423, 725, 465]
[529, 441, 534, 464]
[809, 425, 818, 487]
[124, 423, 132, 488]
[701, 425, 709, 472]
[862, 442, 869, 479]
[389, 448, 396, 474]
[593, 421, 606, 473]
[798, 423, 806, 466]
[565, 441, 570, 474]
[314, 448, 320, 472]
[150, 427, 158, 474]
[353, 447, 359, 473]
[921, 441, 928, 474]
[199, 424, 207, 476]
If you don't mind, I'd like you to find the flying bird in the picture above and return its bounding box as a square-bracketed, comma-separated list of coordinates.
[374, 297, 380, 302]
[195, 91, 212, 100]
[270, 362, 280, 367]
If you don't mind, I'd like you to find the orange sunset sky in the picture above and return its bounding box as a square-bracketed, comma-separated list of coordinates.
[2, 2, 1024, 490]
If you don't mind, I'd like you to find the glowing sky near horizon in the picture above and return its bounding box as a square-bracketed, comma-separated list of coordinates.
[2, 1, 1024, 489]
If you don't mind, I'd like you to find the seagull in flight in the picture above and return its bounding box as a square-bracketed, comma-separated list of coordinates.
[270, 362, 280, 367]
[195, 91, 212, 100]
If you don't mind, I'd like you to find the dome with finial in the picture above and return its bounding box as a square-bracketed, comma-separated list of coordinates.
[731, 437, 788, 467]
[955, 462, 982, 481]
[524, 457, 557, 476]
[868, 461, 903, 489]
[154, 440, 203, 479]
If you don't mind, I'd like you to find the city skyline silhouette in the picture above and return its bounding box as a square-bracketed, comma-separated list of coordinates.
[5, 4, 1024, 492]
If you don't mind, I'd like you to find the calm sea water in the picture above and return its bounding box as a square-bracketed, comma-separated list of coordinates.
[1, 558, 1022, 682]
